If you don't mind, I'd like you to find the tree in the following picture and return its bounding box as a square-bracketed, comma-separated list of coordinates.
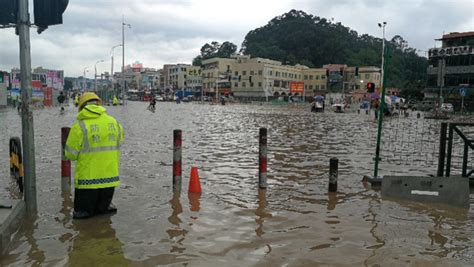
[192, 41, 238, 66]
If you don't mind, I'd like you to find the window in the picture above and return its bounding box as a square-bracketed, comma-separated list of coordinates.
[269, 71, 273, 76]
[321, 75, 326, 79]
[242, 82, 246, 87]
[316, 75, 319, 80]
[243, 71, 247, 76]
[258, 82, 262, 87]
[309, 75, 313, 80]
[250, 83, 254, 87]
[365, 74, 370, 79]
[304, 75, 308, 80]
[235, 71, 238, 76]
[250, 70, 254, 75]
[258, 70, 262, 75]
[234, 82, 238, 87]
[309, 85, 313, 90]
[315, 85, 319, 90]
[321, 85, 325, 89]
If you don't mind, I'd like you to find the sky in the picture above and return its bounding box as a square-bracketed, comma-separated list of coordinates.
[0, 0, 473, 77]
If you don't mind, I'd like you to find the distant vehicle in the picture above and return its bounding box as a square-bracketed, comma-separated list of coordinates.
[155, 95, 164, 101]
[441, 103, 454, 113]
[415, 100, 435, 111]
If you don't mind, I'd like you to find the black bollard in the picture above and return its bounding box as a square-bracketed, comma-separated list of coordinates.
[259, 128, 267, 189]
[329, 158, 338, 192]
[173, 130, 182, 193]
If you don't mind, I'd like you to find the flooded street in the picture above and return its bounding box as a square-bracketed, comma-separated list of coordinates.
[1, 101, 473, 266]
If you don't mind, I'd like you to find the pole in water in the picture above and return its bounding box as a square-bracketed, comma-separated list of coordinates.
[61, 127, 71, 192]
[329, 158, 338, 192]
[259, 128, 267, 189]
[173, 129, 182, 193]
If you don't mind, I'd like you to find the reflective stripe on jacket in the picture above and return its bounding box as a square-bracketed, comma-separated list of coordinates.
[65, 104, 124, 189]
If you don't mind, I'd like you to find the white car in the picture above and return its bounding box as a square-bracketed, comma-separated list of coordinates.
[440, 103, 454, 113]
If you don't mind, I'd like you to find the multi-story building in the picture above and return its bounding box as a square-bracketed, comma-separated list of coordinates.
[200, 55, 381, 100]
[169, 64, 191, 90]
[0, 70, 8, 107]
[427, 31, 474, 105]
[202, 55, 325, 99]
[201, 57, 234, 97]
[301, 67, 327, 94]
[344, 66, 381, 90]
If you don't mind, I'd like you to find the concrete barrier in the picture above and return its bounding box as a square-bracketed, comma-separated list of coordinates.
[0, 200, 26, 255]
[381, 176, 470, 209]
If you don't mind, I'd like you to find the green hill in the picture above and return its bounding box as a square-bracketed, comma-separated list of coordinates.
[240, 10, 427, 93]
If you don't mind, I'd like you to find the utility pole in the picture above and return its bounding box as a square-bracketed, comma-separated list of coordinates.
[122, 16, 131, 105]
[18, 0, 37, 213]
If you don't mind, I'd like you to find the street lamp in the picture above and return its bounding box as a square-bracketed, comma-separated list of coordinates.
[110, 44, 122, 83]
[83, 67, 89, 91]
[122, 16, 132, 104]
[378, 21, 387, 89]
[94, 59, 105, 91]
[373, 21, 387, 179]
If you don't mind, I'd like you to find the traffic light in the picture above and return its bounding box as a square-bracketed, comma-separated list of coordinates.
[0, 0, 17, 26]
[366, 82, 375, 93]
[34, 0, 69, 33]
[339, 67, 344, 76]
[238, 75, 241, 81]
[0, 73, 4, 83]
[355, 67, 359, 77]
[249, 76, 252, 83]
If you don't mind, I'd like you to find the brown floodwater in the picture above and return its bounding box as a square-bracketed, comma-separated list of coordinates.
[0, 101, 473, 266]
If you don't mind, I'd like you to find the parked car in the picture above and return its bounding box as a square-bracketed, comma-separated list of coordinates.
[441, 103, 454, 113]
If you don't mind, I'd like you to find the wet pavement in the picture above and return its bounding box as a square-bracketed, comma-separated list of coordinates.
[0, 101, 473, 266]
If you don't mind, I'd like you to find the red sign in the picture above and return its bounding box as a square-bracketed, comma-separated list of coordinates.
[290, 82, 304, 93]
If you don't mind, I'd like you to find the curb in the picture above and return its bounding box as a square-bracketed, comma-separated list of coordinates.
[0, 200, 26, 255]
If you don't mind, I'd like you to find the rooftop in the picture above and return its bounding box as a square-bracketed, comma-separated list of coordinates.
[436, 31, 474, 40]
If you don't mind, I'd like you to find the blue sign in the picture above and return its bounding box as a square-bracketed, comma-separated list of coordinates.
[460, 88, 466, 97]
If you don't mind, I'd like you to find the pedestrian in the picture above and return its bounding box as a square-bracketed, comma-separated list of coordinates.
[147, 96, 156, 111]
[74, 94, 79, 107]
[113, 95, 118, 106]
[65, 92, 124, 219]
[57, 91, 66, 106]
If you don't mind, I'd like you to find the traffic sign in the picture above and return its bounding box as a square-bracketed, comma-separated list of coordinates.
[459, 88, 466, 97]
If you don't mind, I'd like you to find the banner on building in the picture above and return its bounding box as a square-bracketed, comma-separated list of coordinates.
[289, 82, 304, 93]
[429, 46, 473, 57]
[32, 80, 44, 104]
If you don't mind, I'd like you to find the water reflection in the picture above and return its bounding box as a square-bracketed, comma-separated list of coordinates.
[24, 214, 46, 265]
[327, 192, 337, 211]
[188, 192, 201, 212]
[167, 193, 188, 254]
[68, 215, 130, 266]
[255, 189, 271, 237]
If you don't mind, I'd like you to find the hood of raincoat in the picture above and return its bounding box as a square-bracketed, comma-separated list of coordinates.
[77, 104, 107, 120]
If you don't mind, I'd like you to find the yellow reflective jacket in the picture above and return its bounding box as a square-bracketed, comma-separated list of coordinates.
[65, 105, 124, 189]
[74, 95, 79, 104]
[113, 96, 118, 105]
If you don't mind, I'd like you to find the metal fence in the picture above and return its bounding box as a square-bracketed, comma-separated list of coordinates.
[380, 112, 474, 177]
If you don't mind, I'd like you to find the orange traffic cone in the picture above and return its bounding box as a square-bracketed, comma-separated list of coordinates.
[188, 166, 202, 193]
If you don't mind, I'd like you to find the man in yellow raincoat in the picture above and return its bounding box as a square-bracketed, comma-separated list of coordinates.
[65, 92, 124, 219]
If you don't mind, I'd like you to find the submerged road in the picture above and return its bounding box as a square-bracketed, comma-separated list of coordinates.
[0, 101, 473, 266]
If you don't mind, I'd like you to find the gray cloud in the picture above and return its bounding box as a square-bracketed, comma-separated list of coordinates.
[1, 0, 472, 77]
